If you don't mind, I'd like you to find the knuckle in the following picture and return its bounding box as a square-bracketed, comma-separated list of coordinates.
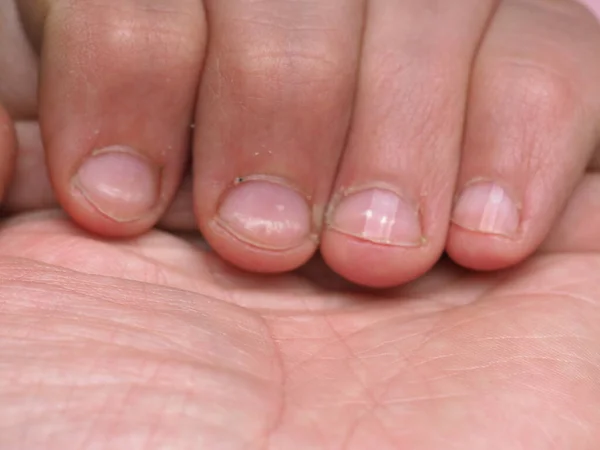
[480, 61, 585, 174]
[488, 61, 581, 122]
[222, 37, 350, 104]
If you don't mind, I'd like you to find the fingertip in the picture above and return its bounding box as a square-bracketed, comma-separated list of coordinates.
[445, 226, 529, 272]
[3, 121, 55, 213]
[46, 144, 168, 237]
[203, 229, 317, 275]
[445, 181, 530, 270]
[198, 178, 319, 274]
[38, 0, 206, 238]
[320, 231, 435, 288]
[448, 0, 600, 273]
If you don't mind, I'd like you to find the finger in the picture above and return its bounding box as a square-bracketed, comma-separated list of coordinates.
[0, 0, 38, 120]
[541, 172, 600, 253]
[193, 0, 365, 273]
[446, 0, 600, 270]
[0, 0, 30, 207]
[0, 107, 16, 201]
[27, 0, 206, 237]
[2, 121, 195, 228]
[3, 121, 55, 213]
[319, 0, 497, 287]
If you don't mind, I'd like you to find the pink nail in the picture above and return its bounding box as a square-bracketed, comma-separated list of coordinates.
[74, 146, 160, 222]
[453, 182, 520, 236]
[218, 180, 311, 249]
[328, 188, 422, 246]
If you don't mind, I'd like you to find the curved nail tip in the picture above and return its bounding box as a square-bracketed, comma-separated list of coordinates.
[327, 224, 425, 248]
[211, 217, 313, 252]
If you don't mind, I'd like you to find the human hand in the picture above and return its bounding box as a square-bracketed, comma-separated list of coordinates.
[3, 0, 600, 287]
[1, 174, 600, 448]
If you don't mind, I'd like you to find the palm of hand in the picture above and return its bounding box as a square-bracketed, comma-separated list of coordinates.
[0, 210, 599, 450]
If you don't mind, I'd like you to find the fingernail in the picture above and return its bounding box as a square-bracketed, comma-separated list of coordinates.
[328, 188, 422, 246]
[452, 182, 520, 236]
[217, 179, 311, 250]
[73, 146, 160, 222]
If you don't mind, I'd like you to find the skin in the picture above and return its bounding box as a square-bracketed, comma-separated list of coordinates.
[3, 0, 600, 288]
[0, 174, 600, 449]
[1, 1, 600, 447]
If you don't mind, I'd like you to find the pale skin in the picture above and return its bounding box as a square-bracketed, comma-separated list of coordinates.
[2, 0, 600, 448]
[0, 180, 600, 448]
[3, 0, 600, 288]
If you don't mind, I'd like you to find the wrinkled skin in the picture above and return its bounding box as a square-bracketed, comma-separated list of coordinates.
[2, 174, 600, 449]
